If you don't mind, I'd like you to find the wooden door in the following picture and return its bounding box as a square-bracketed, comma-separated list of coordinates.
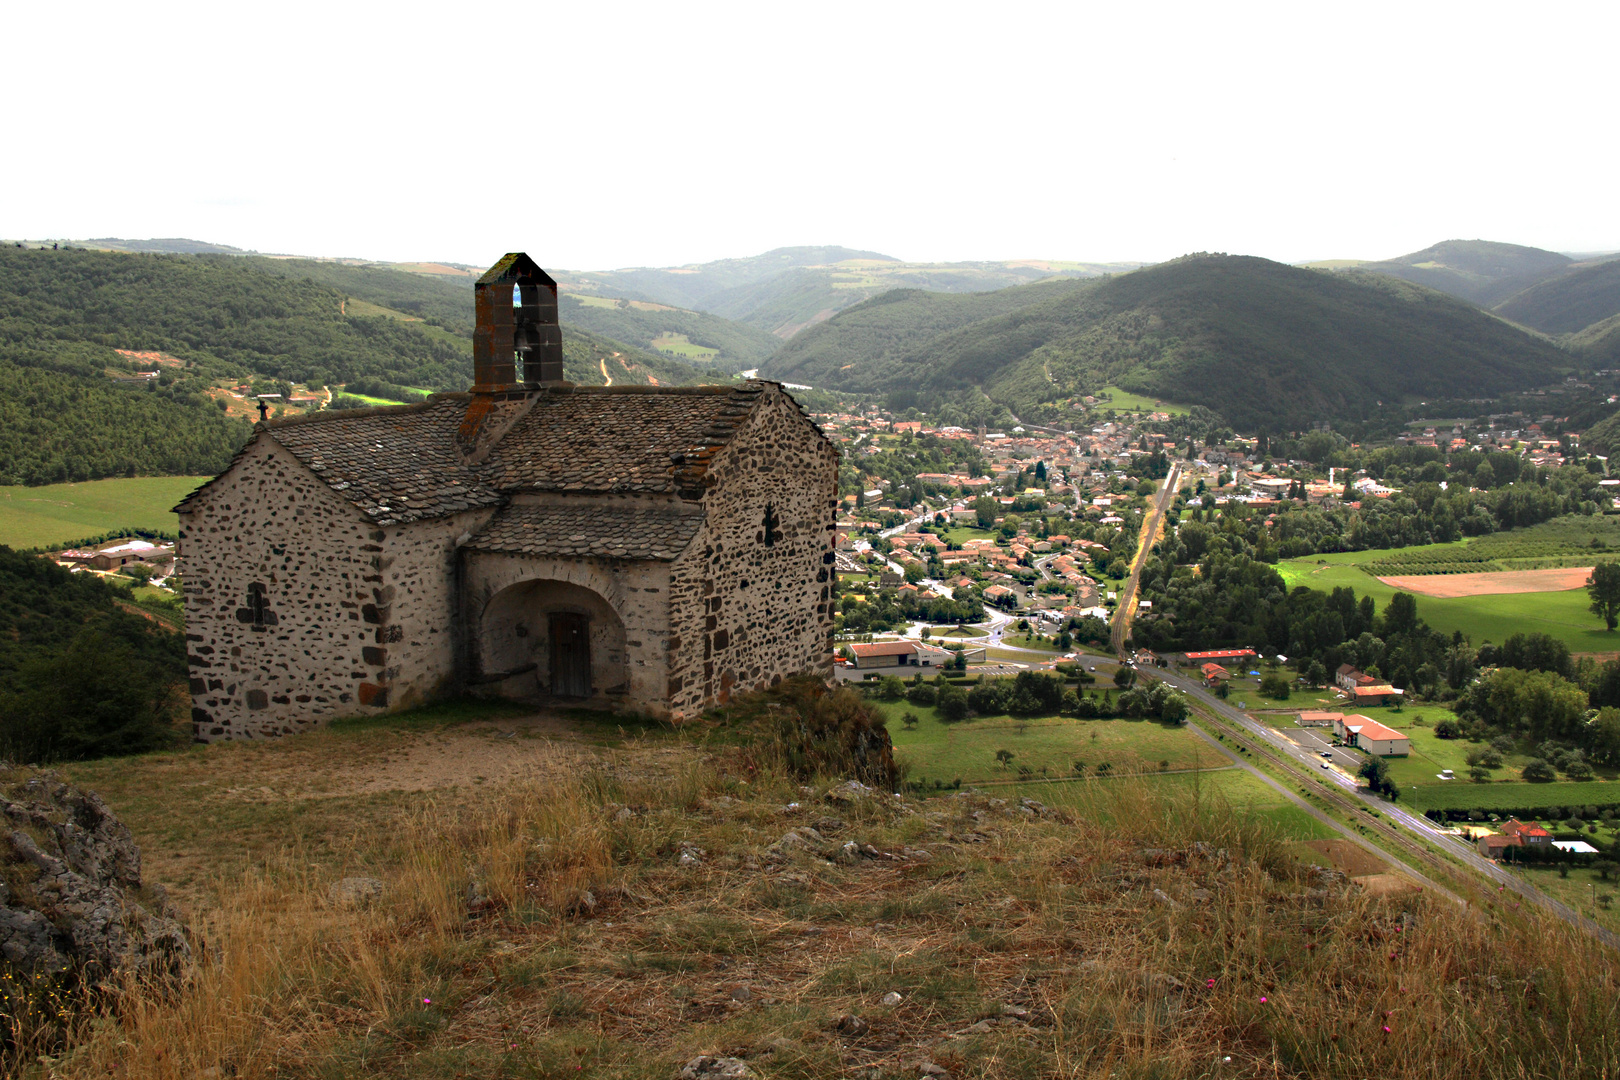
[549, 613, 591, 698]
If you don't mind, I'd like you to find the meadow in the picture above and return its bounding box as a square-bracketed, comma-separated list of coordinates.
[871, 698, 1228, 786]
[1094, 385, 1190, 416]
[649, 332, 720, 360]
[0, 475, 208, 549]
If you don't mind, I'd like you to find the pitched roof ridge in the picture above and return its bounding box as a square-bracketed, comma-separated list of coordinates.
[260, 399, 440, 429]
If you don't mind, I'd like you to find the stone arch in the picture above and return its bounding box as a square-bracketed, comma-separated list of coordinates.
[477, 579, 628, 702]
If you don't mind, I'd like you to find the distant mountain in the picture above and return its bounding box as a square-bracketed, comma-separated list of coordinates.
[1354, 239, 1573, 307]
[764, 254, 1571, 430]
[1493, 258, 1620, 336]
[556, 248, 1139, 338]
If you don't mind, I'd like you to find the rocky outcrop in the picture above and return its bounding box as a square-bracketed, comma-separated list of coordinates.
[0, 765, 189, 979]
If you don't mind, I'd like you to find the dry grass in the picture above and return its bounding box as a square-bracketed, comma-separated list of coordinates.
[15, 713, 1620, 1079]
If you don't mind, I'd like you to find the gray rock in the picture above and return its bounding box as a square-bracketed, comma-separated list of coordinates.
[1151, 888, 1180, 908]
[330, 876, 387, 909]
[678, 1055, 754, 1079]
[881, 991, 904, 1006]
[837, 1013, 869, 1036]
[0, 764, 189, 979]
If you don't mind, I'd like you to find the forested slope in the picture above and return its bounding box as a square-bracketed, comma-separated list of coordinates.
[1494, 259, 1620, 336]
[0, 546, 185, 761]
[765, 255, 1571, 430]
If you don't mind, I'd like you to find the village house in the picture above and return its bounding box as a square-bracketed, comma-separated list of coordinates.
[1331, 714, 1411, 756]
[175, 253, 839, 741]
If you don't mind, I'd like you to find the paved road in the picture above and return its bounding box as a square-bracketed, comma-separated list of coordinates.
[1153, 667, 1620, 949]
[1111, 462, 1181, 655]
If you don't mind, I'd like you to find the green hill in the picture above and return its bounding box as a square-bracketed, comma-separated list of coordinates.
[764, 254, 1572, 430]
[1355, 239, 1572, 306]
[1493, 258, 1620, 336]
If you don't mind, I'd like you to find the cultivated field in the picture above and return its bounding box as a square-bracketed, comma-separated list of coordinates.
[1278, 549, 1618, 652]
[1376, 567, 1594, 598]
[0, 476, 208, 549]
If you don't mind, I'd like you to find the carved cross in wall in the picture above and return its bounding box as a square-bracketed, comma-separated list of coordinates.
[762, 503, 782, 547]
[236, 582, 278, 631]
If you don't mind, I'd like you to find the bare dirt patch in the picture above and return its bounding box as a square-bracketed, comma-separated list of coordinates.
[1377, 566, 1593, 598]
[1305, 838, 1390, 878]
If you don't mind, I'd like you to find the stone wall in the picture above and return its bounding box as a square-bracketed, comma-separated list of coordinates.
[179, 436, 489, 740]
[665, 387, 838, 715]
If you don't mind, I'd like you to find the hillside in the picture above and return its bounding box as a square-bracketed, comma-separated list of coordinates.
[1494, 258, 1620, 336]
[1350, 239, 1571, 307]
[1571, 313, 1620, 366]
[0, 248, 717, 484]
[559, 248, 1138, 338]
[765, 255, 1571, 430]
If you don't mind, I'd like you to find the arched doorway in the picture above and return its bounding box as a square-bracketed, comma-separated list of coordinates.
[477, 579, 627, 701]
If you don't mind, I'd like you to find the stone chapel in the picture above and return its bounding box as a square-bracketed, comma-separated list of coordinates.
[175, 253, 839, 741]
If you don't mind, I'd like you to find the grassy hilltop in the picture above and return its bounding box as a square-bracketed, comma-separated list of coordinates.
[763, 254, 1570, 430]
[16, 684, 1615, 1079]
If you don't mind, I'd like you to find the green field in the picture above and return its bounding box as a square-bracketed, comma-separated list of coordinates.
[0, 476, 208, 549]
[650, 333, 719, 360]
[1278, 548, 1618, 653]
[1014, 766, 1338, 841]
[1404, 779, 1620, 814]
[874, 699, 1227, 785]
[940, 525, 1000, 545]
[1095, 386, 1190, 416]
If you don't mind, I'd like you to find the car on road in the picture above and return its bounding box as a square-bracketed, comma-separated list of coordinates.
[1320, 751, 1333, 758]
[1321, 762, 1330, 769]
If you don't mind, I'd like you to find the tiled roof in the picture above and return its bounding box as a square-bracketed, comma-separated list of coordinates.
[481, 385, 764, 496]
[176, 383, 796, 527]
[463, 502, 703, 561]
[175, 397, 501, 525]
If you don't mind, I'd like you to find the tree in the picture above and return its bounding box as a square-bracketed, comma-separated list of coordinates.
[1358, 754, 1393, 797]
[877, 676, 906, 701]
[1113, 665, 1137, 690]
[937, 685, 970, 722]
[901, 712, 919, 730]
[1468, 764, 1492, 782]
[995, 749, 1014, 769]
[1588, 563, 1620, 631]
[973, 496, 998, 529]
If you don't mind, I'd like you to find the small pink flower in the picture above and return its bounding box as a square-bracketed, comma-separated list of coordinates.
[1259, 996, 1267, 1003]
[1207, 978, 1216, 988]
[1383, 1025, 1391, 1033]
[422, 997, 432, 1005]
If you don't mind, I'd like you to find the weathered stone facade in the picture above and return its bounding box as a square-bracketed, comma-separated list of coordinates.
[177, 380, 837, 741]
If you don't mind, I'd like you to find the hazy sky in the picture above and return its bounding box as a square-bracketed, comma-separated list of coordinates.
[5, 1, 1616, 271]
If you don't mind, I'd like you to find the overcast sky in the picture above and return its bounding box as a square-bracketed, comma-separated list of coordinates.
[5, 1, 1616, 271]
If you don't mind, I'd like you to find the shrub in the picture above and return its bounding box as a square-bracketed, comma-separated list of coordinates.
[1521, 758, 1558, 782]
[936, 687, 970, 723]
[905, 681, 937, 706]
[876, 676, 906, 701]
[1434, 718, 1461, 739]
[1259, 673, 1292, 700]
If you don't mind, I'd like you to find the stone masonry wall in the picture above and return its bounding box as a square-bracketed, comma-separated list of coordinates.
[665, 387, 838, 716]
[180, 436, 490, 741]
